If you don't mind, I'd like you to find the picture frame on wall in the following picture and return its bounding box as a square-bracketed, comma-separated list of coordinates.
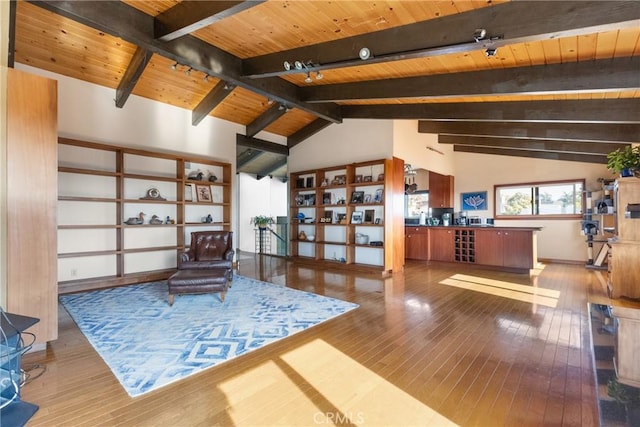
[184, 184, 194, 202]
[364, 209, 375, 223]
[351, 211, 363, 224]
[336, 213, 347, 224]
[196, 184, 212, 202]
[323, 192, 332, 205]
[461, 191, 488, 210]
[305, 177, 314, 188]
[374, 188, 383, 203]
[350, 191, 364, 204]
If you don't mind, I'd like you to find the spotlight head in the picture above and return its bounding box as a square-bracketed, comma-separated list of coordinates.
[185, 67, 192, 75]
[474, 28, 487, 42]
[203, 74, 209, 82]
[170, 62, 178, 70]
[485, 48, 497, 57]
[294, 61, 303, 70]
[315, 71, 323, 80]
[283, 61, 291, 71]
[359, 47, 371, 60]
[304, 73, 312, 83]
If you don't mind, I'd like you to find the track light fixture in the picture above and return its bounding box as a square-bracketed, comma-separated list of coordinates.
[473, 28, 487, 42]
[203, 74, 210, 82]
[359, 47, 372, 60]
[283, 60, 325, 83]
[315, 71, 323, 80]
[170, 62, 178, 70]
[304, 73, 312, 83]
[485, 48, 498, 57]
[184, 67, 192, 76]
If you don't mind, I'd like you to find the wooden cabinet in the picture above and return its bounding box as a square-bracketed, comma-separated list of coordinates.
[57, 138, 232, 293]
[608, 178, 640, 300]
[429, 228, 455, 262]
[428, 172, 454, 208]
[405, 227, 429, 260]
[6, 68, 58, 346]
[612, 304, 640, 388]
[616, 178, 640, 241]
[475, 229, 535, 270]
[289, 158, 404, 274]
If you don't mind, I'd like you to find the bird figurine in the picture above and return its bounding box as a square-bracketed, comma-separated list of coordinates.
[124, 211, 145, 225]
[149, 214, 163, 225]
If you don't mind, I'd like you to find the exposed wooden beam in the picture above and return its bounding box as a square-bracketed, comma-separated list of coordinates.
[341, 99, 640, 123]
[287, 119, 333, 148]
[236, 134, 289, 156]
[237, 149, 265, 169]
[439, 135, 628, 155]
[453, 145, 608, 164]
[302, 57, 640, 102]
[8, 0, 17, 67]
[243, 1, 640, 78]
[420, 121, 640, 143]
[192, 80, 234, 126]
[255, 157, 288, 179]
[155, 1, 264, 42]
[115, 47, 151, 108]
[29, 0, 342, 123]
[246, 103, 287, 138]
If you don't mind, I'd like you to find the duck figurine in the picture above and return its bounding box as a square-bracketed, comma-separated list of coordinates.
[124, 211, 145, 225]
[149, 214, 163, 225]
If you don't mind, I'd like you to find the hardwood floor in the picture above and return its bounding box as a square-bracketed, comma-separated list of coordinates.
[21, 256, 600, 426]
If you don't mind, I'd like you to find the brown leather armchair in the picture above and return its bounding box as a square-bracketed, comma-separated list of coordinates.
[180, 231, 234, 281]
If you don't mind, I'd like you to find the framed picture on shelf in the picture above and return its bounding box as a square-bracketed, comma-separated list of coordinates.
[296, 178, 305, 189]
[350, 190, 364, 204]
[377, 173, 384, 182]
[364, 209, 375, 223]
[332, 174, 346, 185]
[323, 210, 333, 223]
[374, 188, 383, 203]
[184, 184, 194, 202]
[364, 194, 372, 203]
[363, 175, 372, 182]
[295, 195, 304, 206]
[304, 194, 316, 206]
[196, 184, 212, 202]
[351, 211, 363, 224]
[305, 177, 314, 188]
[336, 213, 347, 224]
[323, 192, 332, 205]
[321, 178, 329, 187]
[354, 174, 363, 183]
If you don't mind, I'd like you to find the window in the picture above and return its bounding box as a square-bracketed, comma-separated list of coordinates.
[405, 191, 429, 217]
[495, 179, 584, 218]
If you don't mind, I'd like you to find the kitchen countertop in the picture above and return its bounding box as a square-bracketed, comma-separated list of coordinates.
[405, 224, 543, 231]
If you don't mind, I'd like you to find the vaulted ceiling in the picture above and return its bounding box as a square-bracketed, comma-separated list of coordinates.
[9, 1, 640, 178]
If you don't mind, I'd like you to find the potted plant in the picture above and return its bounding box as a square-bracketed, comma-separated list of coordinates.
[607, 146, 640, 177]
[608, 377, 640, 426]
[250, 215, 275, 229]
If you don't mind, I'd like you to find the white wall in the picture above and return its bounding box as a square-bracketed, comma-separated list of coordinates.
[453, 150, 612, 262]
[289, 119, 393, 172]
[392, 120, 455, 175]
[237, 173, 288, 253]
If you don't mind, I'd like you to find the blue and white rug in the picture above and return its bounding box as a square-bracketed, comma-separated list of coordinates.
[60, 275, 358, 397]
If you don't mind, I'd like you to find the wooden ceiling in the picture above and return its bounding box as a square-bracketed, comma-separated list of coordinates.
[9, 0, 640, 175]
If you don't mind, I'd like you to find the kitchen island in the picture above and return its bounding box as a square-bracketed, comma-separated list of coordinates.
[405, 225, 541, 273]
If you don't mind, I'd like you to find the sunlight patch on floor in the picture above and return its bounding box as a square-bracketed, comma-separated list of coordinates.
[219, 339, 458, 426]
[280, 339, 458, 427]
[440, 274, 559, 308]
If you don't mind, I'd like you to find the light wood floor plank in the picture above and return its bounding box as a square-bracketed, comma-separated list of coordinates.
[20, 256, 601, 426]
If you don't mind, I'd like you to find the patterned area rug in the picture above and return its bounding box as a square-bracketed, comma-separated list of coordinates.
[60, 275, 358, 397]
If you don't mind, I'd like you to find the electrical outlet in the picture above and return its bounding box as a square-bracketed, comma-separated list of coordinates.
[70, 268, 77, 277]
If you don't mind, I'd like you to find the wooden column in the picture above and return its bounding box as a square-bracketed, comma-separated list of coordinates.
[6, 68, 58, 345]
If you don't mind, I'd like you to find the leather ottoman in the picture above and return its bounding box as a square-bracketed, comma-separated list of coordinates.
[167, 269, 229, 306]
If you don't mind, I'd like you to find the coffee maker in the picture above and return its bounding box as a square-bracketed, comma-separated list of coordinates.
[441, 213, 451, 226]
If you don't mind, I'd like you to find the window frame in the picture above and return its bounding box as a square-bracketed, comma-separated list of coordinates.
[494, 179, 585, 220]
